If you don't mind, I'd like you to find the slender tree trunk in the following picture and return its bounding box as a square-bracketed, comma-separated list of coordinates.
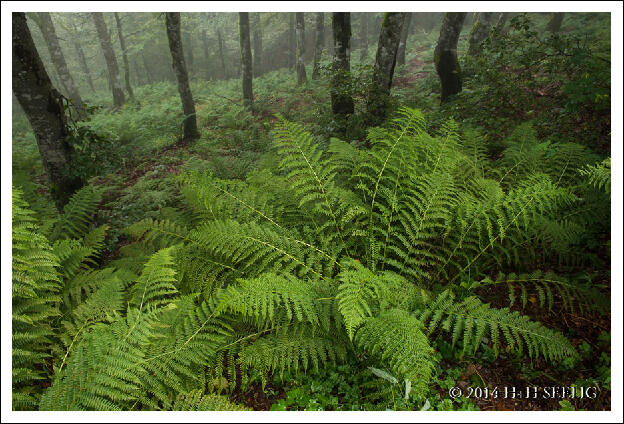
[396, 13, 412, 66]
[365, 12, 407, 127]
[547, 12, 565, 32]
[495, 12, 510, 32]
[238, 12, 254, 108]
[142, 50, 154, 85]
[113, 13, 134, 99]
[131, 57, 143, 86]
[183, 30, 194, 78]
[217, 29, 227, 79]
[312, 12, 325, 79]
[252, 13, 263, 78]
[13, 12, 82, 210]
[468, 12, 496, 56]
[295, 13, 307, 85]
[36, 12, 87, 120]
[73, 38, 95, 93]
[330, 13, 354, 119]
[360, 12, 369, 60]
[92, 12, 125, 107]
[165, 12, 199, 140]
[434, 12, 467, 103]
[201, 30, 211, 80]
[288, 13, 296, 70]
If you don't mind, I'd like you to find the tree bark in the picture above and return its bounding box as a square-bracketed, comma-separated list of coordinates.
[92, 12, 125, 107]
[238, 12, 254, 108]
[73, 37, 95, 93]
[396, 13, 412, 66]
[113, 13, 134, 99]
[288, 13, 296, 70]
[217, 29, 227, 79]
[13, 12, 82, 210]
[165, 12, 199, 140]
[330, 12, 354, 117]
[365, 12, 407, 127]
[360, 12, 369, 60]
[295, 13, 307, 85]
[252, 13, 263, 78]
[468, 12, 496, 56]
[36, 12, 87, 120]
[312, 12, 324, 79]
[434, 12, 467, 103]
[547, 12, 565, 32]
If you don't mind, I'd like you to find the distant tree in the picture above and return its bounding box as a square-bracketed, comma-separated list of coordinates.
[113, 13, 134, 99]
[238, 12, 254, 108]
[183, 29, 194, 77]
[330, 12, 354, 117]
[66, 18, 96, 93]
[365, 12, 407, 127]
[547, 12, 565, 32]
[201, 30, 211, 79]
[217, 29, 227, 79]
[434, 12, 467, 103]
[252, 13, 263, 77]
[495, 12, 510, 31]
[36, 12, 87, 119]
[165, 12, 199, 140]
[312, 12, 325, 79]
[12, 12, 82, 210]
[468, 12, 496, 56]
[142, 49, 154, 85]
[289, 13, 296, 70]
[92, 12, 125, 107]
[396, 13, 412, 66]
[360, 13, 370, 60]
[295, 12, 307, 85]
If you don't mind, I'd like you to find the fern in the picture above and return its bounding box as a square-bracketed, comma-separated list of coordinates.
[50, 185, 102, 241]
[580, 157, 611, 193]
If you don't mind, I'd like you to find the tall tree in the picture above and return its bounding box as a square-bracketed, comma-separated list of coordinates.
[288, 13, 296, 70]
[142, 50, 154, 85]
[113, 13, 134, 99]
[183, 30, 194, 77]
[396, 13, 412, 66]
[12, 12, 82, 210]
[201, 30, 211, 79]
[434, 12, 467, 103]
[252, 13, 263, 77]
[547, 12, 565, 32]
[295, 12, 307, 85]
[330, 12, 354, 117]
[238, 12, 254, 108]
[36, 12, 87, 119]
[360, 12, 369, 60]
[165, 12, 199, 140]
[468, 12, 496, 56]
[217, 29, 227, 79]
[312, 12, 324, 79]
[365, 12, 407, 127]
[92, 12, 125, 107]
[68, 20, 96, 93]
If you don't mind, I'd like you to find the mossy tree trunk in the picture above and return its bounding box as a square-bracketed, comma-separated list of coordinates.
[547, 13, 565, 32]
[13, 12, 82, 210]
[312, 12, 324, 79]
[252, 13, 263, 78]
[238, 12, 254, 108]
[468, 12, 496, 56]
[92, 12, 125, 108]
[165, 12, 199, 140]
[365, 12, 407, 128]
[330, 12, 354, 117]
[360, 12, 369, 60]
[218, 29, 227, 80]
[36, 12, 87, 120]
[295, 12, 307, 85]
[434, 12, 466, 103]
[113, 12, 134, 99]
[396, 13, 412, 66]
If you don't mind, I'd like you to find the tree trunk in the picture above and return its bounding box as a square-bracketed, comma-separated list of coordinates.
[295, 13, 307, 85]
[434, 12, 467, 103]
[142, 50, 154, 85]
[288, 13, 296, 70]
[36, 12, 87, 120]
[547, 12, 564, 32]
[495, 12, 510, 32]
[183, 30, 194, 78]
[13, 12, 82, 210]
[113, 13, 134, 99]
[312, 12, 324, 79]
[252, 14, 263, 77]
[73, 38, 95, 93]
[201, 30, 211, 80]
[360, 12, 369, 60]
[165, 12, 199, 140]
[396, 13, 412, 66]
[468, 12, 496, 56]
[330, 12, 354, 117]
[238, 12, 254, 108]
[365, 12, 407, 127]
[218, 29, 227, 79]
[92, 12, 125, 107]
